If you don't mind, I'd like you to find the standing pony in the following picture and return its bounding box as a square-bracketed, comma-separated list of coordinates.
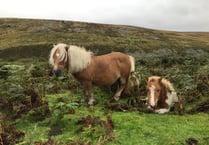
[49, 43, 135, 105]
[146, 76, 178, 114]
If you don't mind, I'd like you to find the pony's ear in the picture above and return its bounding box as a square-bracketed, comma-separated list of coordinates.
[65, 45, 69, 51]
[146, 77, 149, 83]
[158, 77, 163, 83]
[159, 77, 167, 92]
[158, 77, 164, 87]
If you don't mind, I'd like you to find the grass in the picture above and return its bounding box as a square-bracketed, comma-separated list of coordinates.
[14, 95, 209, 145]
[1, 54, 208, 144]
[112, 112, 209, 145]
[10, 86, 208, 145]
[0, 54, 208, 144]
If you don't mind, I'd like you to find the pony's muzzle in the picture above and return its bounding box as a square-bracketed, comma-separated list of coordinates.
[147, 104, 156, 110]
[150, 105, 157, 109]
[54, 68, 62, 77]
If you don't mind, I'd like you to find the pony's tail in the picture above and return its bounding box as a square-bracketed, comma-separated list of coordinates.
[129, 56, 135, 73]
[124, 56, 140, 95]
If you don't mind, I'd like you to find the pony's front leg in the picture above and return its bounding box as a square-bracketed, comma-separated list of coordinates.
[81, 86, 88, 103]
[83, 81, 95, 105]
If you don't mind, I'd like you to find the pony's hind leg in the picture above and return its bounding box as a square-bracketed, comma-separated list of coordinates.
[113, 77, 127, 101]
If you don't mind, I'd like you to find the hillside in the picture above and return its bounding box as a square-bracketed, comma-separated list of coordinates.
[0, 18, 209, 60]
[0, 18, 209, 144]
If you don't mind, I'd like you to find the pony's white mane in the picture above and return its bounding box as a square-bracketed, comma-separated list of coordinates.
[148, 76, 175, 91]
[68, 45, 92, 73]
[49, 43, 92, 73]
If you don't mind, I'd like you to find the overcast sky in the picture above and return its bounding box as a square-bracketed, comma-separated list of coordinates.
[1, 0, 209, 32]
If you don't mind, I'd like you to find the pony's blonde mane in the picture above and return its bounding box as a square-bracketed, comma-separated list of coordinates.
[148, 76, 175, 91]
[68, 45, 92, 73]
[49, 43, 68, 65]
[49, 43, 92, 73]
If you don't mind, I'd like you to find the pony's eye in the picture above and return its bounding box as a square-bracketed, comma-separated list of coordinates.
[156, 90, 160, 92]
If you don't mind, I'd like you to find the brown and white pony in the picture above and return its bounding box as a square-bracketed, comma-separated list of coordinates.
[146, 76, 178, 114]
[49, 43, 135, 105]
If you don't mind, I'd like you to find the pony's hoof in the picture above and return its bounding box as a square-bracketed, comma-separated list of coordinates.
[88, 99, 97, 106]
[109, 98, 118, 103]
[145, 108, 154, 113]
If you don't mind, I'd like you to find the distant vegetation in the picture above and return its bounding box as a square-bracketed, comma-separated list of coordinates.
[0, 18, 209, 59]
[0, 18, 209, 144]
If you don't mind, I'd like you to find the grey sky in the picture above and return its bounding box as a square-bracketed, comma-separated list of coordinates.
[0, 0, 209, 32]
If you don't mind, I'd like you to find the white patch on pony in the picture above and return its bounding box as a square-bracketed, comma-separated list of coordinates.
[68, 45, 92, 73]
[149, 85, 156, 107]
[155, 108, 170, 114]
[88, 96, 95, 105]
[166, 91, 178, 108]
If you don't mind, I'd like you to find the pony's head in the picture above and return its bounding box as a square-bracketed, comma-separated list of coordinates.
[49, 43, 69, 76]
[146, 76, 162, 108]
[146, 76, 173, 109]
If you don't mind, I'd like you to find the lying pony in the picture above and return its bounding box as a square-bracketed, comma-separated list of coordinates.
[146, 76, 179, 114]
